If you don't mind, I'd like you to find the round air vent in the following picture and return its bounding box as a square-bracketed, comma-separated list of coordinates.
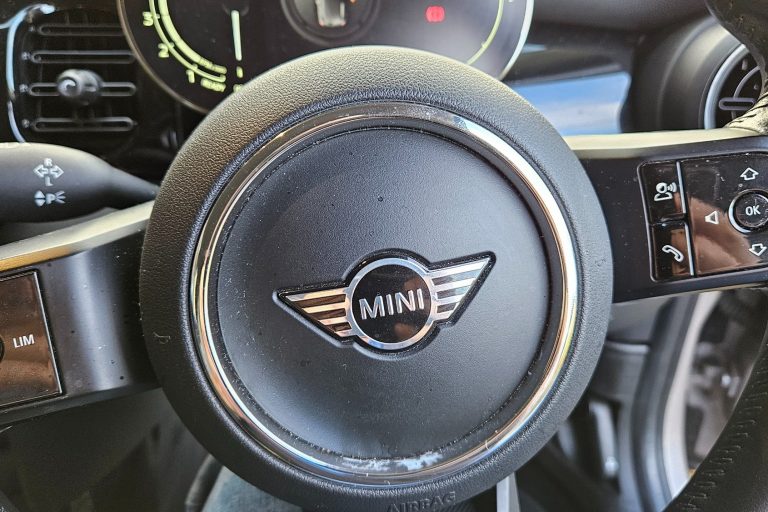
[704, 46, 761, 128]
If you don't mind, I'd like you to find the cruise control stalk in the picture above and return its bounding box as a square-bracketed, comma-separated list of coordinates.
[0, 143, 158, 222]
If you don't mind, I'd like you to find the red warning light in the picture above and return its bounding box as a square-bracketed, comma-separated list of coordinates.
[425, 5, 446, 23]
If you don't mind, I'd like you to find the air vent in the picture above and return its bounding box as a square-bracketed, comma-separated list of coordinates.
[13, 8, 139, 152]
[704, 46, 761, 128]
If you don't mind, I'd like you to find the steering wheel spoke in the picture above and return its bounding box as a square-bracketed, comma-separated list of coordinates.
[496, 474, 521, 512]
[0, 203, 155, 426]
[570, 128, 768, 301]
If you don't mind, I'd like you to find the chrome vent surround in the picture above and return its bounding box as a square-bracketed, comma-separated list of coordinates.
[704, 46, 761, 128]
[12, 8, 138, 152]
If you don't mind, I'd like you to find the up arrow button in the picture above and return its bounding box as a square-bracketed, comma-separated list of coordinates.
[741, 167, 759, 181]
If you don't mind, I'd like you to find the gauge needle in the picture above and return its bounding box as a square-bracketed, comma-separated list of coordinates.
[315, 0, 347, 28]
[231, 10, 243, 62]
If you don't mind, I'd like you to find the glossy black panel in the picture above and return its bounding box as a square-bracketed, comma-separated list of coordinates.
[0, 272, 60, 408]
[650, 222, 694, 280]
[682, 153, 768, 275]
[640, 161, 686, 223]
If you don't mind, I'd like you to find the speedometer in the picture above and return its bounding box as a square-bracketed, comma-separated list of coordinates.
[118, 0, 532, 112]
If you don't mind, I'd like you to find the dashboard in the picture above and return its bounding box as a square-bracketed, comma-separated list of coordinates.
[0, 2, 765, 511]
[0, 0, 750, 181]
[119, 0, 532, 112]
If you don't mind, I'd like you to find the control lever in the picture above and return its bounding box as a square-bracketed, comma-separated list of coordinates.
[0, 143, 158, 222]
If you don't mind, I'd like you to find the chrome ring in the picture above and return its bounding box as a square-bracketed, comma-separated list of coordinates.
[728, 189, 768, 234]
[190, 102, 579, 485]
[703, 45, 751, 129]
[345, 256, 438, 351]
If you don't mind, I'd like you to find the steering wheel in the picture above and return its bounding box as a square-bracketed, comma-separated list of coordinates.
[2, 0, 767, 510]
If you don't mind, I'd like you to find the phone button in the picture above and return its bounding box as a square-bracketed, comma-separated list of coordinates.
[651, 222, 693, 280]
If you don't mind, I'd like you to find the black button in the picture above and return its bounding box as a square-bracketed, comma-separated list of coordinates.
[0, 273, 60, 409]
[650, 222, 693, 280]
[730, 191, 768, 232]
[640, 162, 685, 223]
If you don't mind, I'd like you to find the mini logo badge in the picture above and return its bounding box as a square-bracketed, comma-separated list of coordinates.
[279, 252, 492, 351]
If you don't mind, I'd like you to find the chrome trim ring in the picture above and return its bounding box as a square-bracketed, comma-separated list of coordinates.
[704, 45, 751, 129]
[190, 102, 579, 485]
[331, 256, 436, 351]
[727, 189, 768, 234]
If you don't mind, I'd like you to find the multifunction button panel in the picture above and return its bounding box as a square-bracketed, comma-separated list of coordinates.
[0, 273, 61, 408]
[641, 154, 768, 280]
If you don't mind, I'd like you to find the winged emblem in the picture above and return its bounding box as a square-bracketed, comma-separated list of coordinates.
[279, 253, 492, 351]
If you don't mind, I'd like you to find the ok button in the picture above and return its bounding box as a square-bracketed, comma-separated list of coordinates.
[730, 191, 768, 232]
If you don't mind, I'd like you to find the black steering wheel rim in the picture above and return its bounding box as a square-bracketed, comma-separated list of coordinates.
[139, 46, 612, 510]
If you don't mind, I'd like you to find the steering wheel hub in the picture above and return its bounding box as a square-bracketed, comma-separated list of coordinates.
[141, 48, 611, 510]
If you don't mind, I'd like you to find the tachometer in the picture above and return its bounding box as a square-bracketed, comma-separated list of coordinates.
[118, 0, 532, 112]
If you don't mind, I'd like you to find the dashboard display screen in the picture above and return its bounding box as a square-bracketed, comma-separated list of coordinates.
[118, 0, 532, 111]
